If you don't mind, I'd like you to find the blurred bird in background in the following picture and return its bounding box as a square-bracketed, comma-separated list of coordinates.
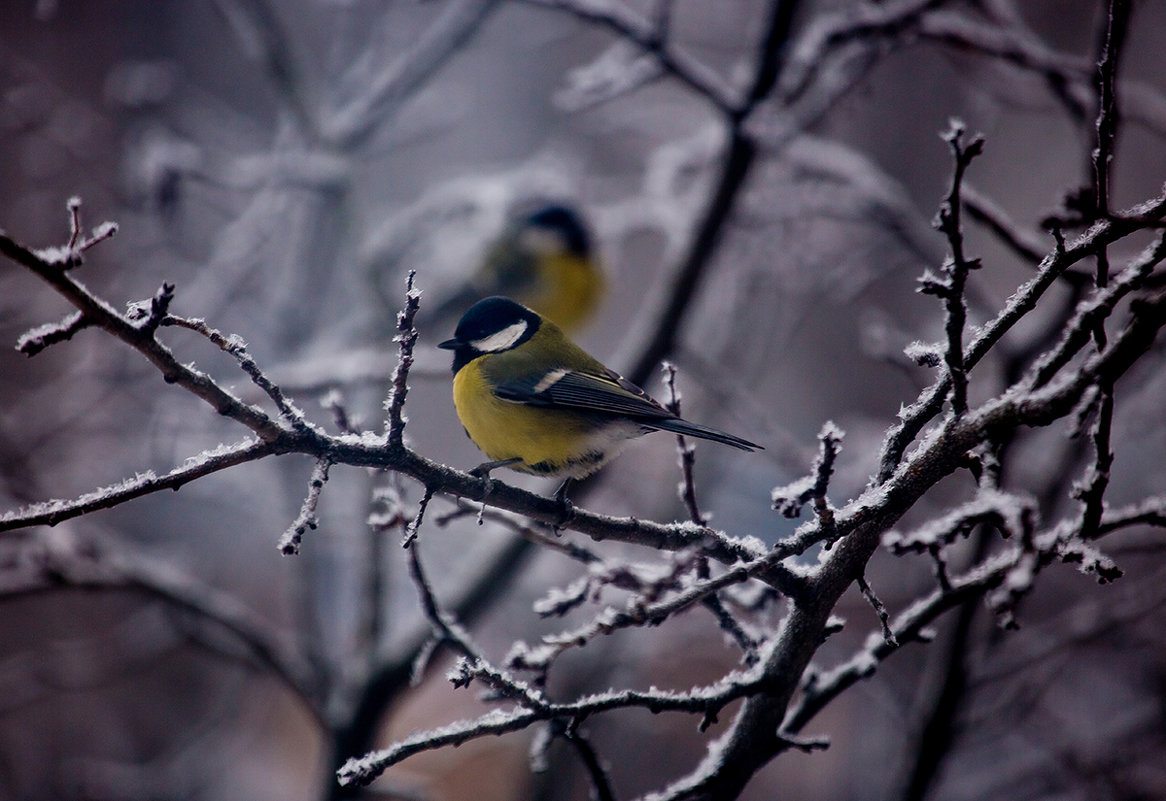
[425, 202, 604, 335]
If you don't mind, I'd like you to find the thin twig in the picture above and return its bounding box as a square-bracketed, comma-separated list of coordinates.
[562, 722, 618, 801]
[771, 423, 843, 543]
[875, 188, 1166, 482]
[1078, 0, 1131, 540]
[856, 574, 898, 647]
[164, 313, 311, 431]
[508, 541, 805, 675]
[279, 457, 333, 554]
[386, 270, 421, 447]
[1, 221, 284, 442]
[920, 120, 984, 417]
[16, 310, 91, 356]
[662, 362, 706, 526]
[962, 183, 1063, 270]
[402, 486, 434, 547]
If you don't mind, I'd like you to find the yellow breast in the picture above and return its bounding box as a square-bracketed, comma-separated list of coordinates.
[452, 358, 629, 478]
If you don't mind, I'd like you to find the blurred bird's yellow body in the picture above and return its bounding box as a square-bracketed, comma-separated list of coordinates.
[440, 297, 761, 483]
[514, 249, 603, 333]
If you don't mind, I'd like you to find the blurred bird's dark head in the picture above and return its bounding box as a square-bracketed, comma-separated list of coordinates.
[519, 203, 592, 259]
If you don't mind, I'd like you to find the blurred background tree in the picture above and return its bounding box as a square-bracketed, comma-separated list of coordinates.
[1, 1, 1165, 800]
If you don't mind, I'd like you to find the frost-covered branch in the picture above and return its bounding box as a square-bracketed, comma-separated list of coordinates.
[338, 633, 792, 788]
[384, 270, 421, 447]
[663, 362, 707, 528]
[510, 544, 793, 680]
[6, 4, 1166, 798]
[279, 457, 333, 555]
[1, 204, 782, 576]
[16, 310, 90, 356]
[1076, 0, 1131, 548]
[163, 313, 311, 430]
[0, 438, 276, 531]
[919, 120, 984, 416]
[876, 188, 1166, 483]
[782, 493, 1144, 736]
[650, 254, 1166, 801]
[0, 225, 285, 442]
[771, 422, 844, 541]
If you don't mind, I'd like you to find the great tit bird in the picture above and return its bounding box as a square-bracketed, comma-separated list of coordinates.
[428, 203, 604, 334]
[438, 297, 761, 488]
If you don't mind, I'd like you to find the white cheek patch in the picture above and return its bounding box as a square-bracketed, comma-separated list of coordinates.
[533, 368, 568, 393]
[471, 320, 529, 353]
[519, 226, 565, 256]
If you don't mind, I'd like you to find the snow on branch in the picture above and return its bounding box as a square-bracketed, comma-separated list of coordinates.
[278, 457, 333, 555]
[0, 438, 273, 533]
[338, 632, 792, 788]
[662, 362, 712, 528]
[784, 494, 1140, 736]
[384, 270, 421, 448]
[883, 489, 1038, 555]
[162, 314, 312, 431]
[0, 222, 285, 443]
[918, 119, 983, 416]
[16, 310, 90, 356]
[876, 187, 1166, 483]
[2, 212, 783, 571]
[771, 422, 844, 535]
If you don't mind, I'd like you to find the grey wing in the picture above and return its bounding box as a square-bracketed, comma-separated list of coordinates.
[493, 368, 672, 421]
[494, 367, 761, 451]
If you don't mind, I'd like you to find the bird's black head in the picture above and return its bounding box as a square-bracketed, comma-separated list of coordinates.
[523, 203, 592, 258]
[437, 296, 542, 374]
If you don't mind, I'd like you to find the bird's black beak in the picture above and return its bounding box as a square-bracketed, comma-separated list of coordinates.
[437, 338, 460, 350]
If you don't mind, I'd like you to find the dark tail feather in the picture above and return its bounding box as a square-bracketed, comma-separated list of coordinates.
[650, 417, 761, 451]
